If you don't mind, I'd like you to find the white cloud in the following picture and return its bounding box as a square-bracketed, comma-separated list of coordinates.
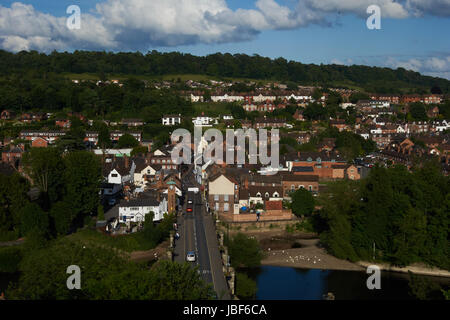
[406, 0, 450, 17]
[0, 0, 449, 52]
[384, 55, 450, 79]
[304, 0, 409, 19]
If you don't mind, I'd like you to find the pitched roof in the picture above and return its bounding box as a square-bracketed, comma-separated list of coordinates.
[292, 166, 314, 173]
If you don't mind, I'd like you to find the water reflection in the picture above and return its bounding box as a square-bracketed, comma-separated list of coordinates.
[245, 266, 449, 300]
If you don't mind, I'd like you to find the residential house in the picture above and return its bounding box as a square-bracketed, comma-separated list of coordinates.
[31, 137, 48, 148]
[102, 156, 136, 185]
[1, 146, 23, 166]
[281, 174, 319, 197]
[254, 117, 287, 129]
[118, 197, 168, 223]
[122, 118, 144, 127]
[1, 110, 16, 120]
[55, 119, 71, 129]
[208, 174, 239, 214]
[20, 130, 66, 144]
[329, 119, 349, 132]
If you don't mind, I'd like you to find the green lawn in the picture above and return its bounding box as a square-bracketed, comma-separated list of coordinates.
[193, 102, 231, 116]
[68, 228, 156, 252]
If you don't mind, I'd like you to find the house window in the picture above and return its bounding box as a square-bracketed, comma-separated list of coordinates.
[291, 184, 295, 191]
[214, 195, 219, 201]
[265, 192, 270, 199]
[309, 185, 313, 191]
[112, 174, 118, 178]
[300, 185, 304, 189]
[215, 203, 219, 211]
[224, 195, 229, 202]
[224, 203, 229, 212]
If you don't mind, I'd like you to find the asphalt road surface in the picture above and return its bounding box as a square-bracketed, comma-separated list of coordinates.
[174, 167, 231, 300]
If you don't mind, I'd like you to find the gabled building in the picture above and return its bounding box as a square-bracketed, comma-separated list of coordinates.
[1, 110, 16, 120]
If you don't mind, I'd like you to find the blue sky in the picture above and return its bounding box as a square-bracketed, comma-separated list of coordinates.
[0, 0, 449, 78]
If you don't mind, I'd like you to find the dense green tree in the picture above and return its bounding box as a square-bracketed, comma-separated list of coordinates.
[409, 102, 428, 121]
[319, 164, 449, 269]
[291, 188, 315, 217]
[117, 133, 139, 148]
[22, 148, 65, 209]
[226, 233, 264, 268]
[19, 202, 49, 238]
[50, 201, 74, 236]
[7, 238, 213, 300]
[235, 273, 257, 299]
[63, 151, 101, 224]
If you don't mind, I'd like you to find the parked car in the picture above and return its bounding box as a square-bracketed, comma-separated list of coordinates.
[186, 251, 196, 262]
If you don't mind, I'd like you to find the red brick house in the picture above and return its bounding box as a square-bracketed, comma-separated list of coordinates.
[293, 109, 304, 121]
[55, 119, 71, 129]
[1, 110, 16, 120]
[31, 137, 49, 148]
[329, 119, 348, 132]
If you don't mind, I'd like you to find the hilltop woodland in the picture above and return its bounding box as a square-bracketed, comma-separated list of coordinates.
[1, 50, 449, 93]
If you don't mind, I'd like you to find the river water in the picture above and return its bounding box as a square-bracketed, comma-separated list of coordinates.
[245, 266, 450, 300]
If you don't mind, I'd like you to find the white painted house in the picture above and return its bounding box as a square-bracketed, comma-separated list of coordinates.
[133, 164, 158, 187]
[119, 197, 168, 223]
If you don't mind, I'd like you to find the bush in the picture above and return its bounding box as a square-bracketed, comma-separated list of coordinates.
[226, 233, 263, 269]
[236, 273, 257, 299]
[0, 247, 23, 273]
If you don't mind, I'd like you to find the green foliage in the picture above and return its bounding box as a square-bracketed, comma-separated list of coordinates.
[50, 201, 74, 236]
[291, 188, 315, 217]
[63, 151, 101, 221]
[7, 238, 213, 300]
[235, 272, 257, 299]
[22, 148, 65, 208]
[409, 102, 428, 121]
[0, 247, 23, 273]
[349, 92, 370, 104]
[0, 172, 30, 236]
[131, 145, 148, 156]
[19, 202, 49, 238]
[97, 205, 105, 221]
[319, 163, 450, 269]
[226, 233, 263, 269]
[0, 51, 447, 97]
[117, 133, 139, 148]
[147, 260, 215, 300]
[408, 272, 445, 300]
